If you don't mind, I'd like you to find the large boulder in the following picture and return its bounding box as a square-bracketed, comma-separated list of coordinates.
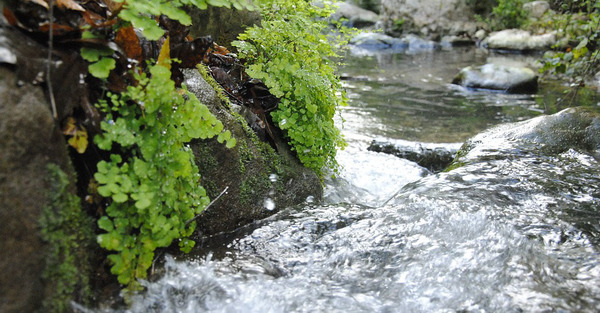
[482, 29, 556, 51]
[450, 107, 600, 167]
[0, 25, 95, 312]
[184, 69, 322, 236]
[0, 63, 93, 312]
[452, 63, 538, 94]
[381, 0, 479, 39]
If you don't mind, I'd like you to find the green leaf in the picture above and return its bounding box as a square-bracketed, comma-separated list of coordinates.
[135, 197, 152, 210]
[112, 193, 128, 203]
[88, 57, 116, 79]
[98, 216, 114, 231]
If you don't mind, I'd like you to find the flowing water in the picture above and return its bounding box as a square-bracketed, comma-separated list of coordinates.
[95, 48, 600, 312]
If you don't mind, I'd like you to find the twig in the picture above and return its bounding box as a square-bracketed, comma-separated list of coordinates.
[185, 186, 229, 226]
[47, 0, 58, 119]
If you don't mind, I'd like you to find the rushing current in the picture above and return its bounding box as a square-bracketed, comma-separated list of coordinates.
[94, 47, 600, 312]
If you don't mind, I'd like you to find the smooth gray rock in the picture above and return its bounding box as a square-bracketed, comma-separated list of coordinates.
[483, 29, 556, 51]
[452, 63, 538, 94]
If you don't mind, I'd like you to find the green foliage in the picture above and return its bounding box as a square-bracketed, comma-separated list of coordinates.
[80, 31, 116, 79]
[478, 0, 528, 30]
[94, 62, 235, 290]
[540, 1, 600, 84]
[233, 0, 354, 177]
[113, 0, 255, 40]
[40, 164, 94, 312]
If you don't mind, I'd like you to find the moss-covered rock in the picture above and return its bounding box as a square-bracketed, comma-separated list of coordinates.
[184, 67, 322, 235]
[0, 65, 93, 313]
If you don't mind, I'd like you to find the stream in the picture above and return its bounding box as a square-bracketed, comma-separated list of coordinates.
[95, 47, 600, 312]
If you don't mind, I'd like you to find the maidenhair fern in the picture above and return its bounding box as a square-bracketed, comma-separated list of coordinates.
[94, 62, 234, 289]
[233, 0, 354, 177]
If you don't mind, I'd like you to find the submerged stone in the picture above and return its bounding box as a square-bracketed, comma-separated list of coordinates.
[452, 63, 538, 94]
[368, 139, 462, 172]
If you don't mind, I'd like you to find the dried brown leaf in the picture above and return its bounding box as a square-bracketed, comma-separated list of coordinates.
[27, 0, 49, 9]
[115, 25, 143, 62]
[56, 0, 86, 12]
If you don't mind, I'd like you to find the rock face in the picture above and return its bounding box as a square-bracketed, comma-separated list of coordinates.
[381, 0, 478, 39]
[0, 64, 92, 312]
[483, 29, 556, 51]
[368, 139, 462, 172]
[452, 63, 538, 94]
[184, 69, 322, 236]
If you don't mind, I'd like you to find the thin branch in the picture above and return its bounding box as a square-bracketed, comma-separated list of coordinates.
[47, 0, 58, 119]
[185, 186, 229, 226]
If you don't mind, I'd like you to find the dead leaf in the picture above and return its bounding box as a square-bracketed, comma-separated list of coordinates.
[56, 0, 86, 12]
[2, 7, 19, 26]
[115, 25, 143, 62]
[27, 0, 48, 9]
[62, 117, 77, 136]
[157, 36, 171, 70]
[25, 0, 86, 11]
[67, 124, 88, 153]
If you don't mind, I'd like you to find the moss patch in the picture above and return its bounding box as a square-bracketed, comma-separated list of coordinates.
[40, 164, 94, 313]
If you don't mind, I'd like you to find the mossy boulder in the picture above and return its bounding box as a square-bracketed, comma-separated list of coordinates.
[0, 65, 94, 313]
[184, 68, 322, 235]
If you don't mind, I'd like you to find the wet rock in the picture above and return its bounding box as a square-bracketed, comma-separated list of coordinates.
[183, 69, 322, 236]
[381, 0, 478, 39]
[482, 29, 556, 51]
[452, 63, 538, 94]
[350, 32, 408, 50]
[334, 2, 380, 28]
[441, 35, 474, 47]
[349, 32, 439, 53]
[368, 138, 462, 172]
[0, 64, 91, 312]
[451, 107, 600, 168]
[523, 1, 551, 19]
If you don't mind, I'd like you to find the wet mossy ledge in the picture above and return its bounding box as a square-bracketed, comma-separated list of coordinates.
[185, 67, 322, 236]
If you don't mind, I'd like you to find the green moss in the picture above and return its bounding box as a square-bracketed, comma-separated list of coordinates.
[239, 173, 272, 206]
[196, 64, 231, 106]
[40, 164, 94, 313]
